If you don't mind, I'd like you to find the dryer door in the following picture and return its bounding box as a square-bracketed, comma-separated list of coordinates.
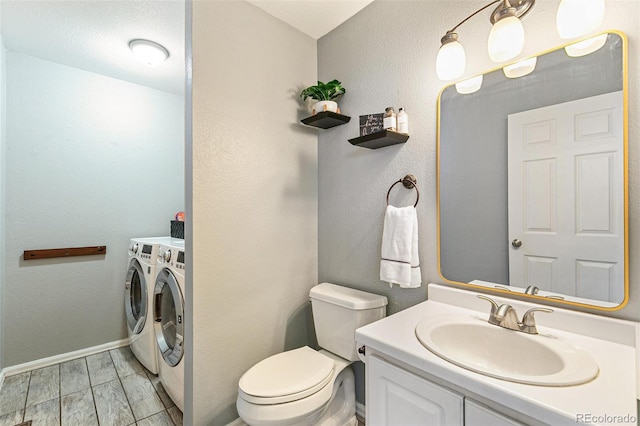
[154, 268, 184, 367]
[125, 259, 147, 335]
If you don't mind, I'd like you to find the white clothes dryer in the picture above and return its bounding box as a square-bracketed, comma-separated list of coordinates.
[154, 241, 186, 412]
[125, 237, 177, 374]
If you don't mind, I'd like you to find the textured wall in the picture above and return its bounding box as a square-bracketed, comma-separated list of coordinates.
[318, 0, 640, 321]
[189, 1, 317, 424]
[3, 52, 184, 366]
[318, 0, 640, 403]
[0, 17, 5, 369]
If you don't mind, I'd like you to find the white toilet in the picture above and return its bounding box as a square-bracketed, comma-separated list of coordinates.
[236, 283, 388, 426]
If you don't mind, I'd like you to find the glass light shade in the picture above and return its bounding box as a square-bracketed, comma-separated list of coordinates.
[436, 40, 466, 81]
[503, 57, 537, 78]
[488, 16, 525, 63]
[564, 34, 608, 57]
[455, 75, 483, 94]
[129, 39, 169, 66]
[557, 0, 605, 39]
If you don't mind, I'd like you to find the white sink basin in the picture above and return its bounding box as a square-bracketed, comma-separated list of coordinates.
[415, 315, 599, 386]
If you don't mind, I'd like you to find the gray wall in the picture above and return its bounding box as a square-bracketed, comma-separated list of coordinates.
[318, 0, 640, 404]
[0, 13, 5, 369]
[3, 52, 184, 367]
[440, 36, 623, 285]
[189, 1, 317, 424]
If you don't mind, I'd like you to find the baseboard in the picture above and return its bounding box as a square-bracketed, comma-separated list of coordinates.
[226, 418, 247, 426]
[356, 401, 366, 422]
[0, 338, 130, 378]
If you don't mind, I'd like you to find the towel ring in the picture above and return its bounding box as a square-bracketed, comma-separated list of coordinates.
[386, 174, 419, 207]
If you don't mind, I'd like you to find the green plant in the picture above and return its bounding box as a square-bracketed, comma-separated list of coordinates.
[300, 80, 346, 102]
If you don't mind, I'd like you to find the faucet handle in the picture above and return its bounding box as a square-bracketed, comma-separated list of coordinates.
[476, 295, 500, 325]
[520, 307, 553, 334]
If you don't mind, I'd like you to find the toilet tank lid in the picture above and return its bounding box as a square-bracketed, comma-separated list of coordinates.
[310, 283, 388, 310]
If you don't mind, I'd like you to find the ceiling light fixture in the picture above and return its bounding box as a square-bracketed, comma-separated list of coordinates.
[129, 39, 169, 67]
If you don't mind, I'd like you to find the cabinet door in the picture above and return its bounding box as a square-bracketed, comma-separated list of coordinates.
[465, 399, 525, 426]
[367, 355, 463, 426]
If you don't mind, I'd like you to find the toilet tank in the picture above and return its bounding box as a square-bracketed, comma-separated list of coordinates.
[309, 283, 388, 361]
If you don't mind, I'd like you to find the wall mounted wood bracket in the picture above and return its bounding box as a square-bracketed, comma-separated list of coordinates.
[24, 246, 107, 260]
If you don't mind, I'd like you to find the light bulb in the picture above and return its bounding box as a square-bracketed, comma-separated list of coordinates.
[564, 34, 608, 57]
[436, 32, 466, 81]
[455, 75, 483, 94]
[488, 15, 525, 63]
[129, 39, 169, 67]
[557, 0, 605, 39]
[503, 57, 537, 78]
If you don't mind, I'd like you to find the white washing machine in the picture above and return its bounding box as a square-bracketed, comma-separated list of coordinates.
[154, 240, 186, 411]
[125, 237, 178, 374]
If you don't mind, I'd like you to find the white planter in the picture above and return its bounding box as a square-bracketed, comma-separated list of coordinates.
[314, 100, 338, 113]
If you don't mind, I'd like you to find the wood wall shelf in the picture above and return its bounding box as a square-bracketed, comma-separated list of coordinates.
[348, 130, 409, 149]
[301, 111, 351, 129]
[24, 245, 107, 260]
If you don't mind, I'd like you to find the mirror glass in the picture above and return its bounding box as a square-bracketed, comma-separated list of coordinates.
[438, 32, 627, 309]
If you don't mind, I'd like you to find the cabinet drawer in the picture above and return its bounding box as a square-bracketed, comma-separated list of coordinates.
[465, 399, 525, 426]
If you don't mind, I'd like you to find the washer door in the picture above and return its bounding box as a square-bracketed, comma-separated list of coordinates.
[154, 268, 184, 367]
[125, 259, 147, 335]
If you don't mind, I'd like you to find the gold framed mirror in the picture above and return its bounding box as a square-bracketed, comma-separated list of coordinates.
[437, 31, 628, 311]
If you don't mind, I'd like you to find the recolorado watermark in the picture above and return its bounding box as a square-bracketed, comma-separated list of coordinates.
[576, 413, 637, 424]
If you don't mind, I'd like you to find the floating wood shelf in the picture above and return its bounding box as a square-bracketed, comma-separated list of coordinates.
[348, 130, 409, 149]
[301, 111, 351, 129]
[24, 245, 107, 261]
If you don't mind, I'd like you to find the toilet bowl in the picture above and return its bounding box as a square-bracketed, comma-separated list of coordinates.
[236, 283, 388, 426]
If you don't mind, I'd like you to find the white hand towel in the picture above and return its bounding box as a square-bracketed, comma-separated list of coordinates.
[380, 205, 422, 288]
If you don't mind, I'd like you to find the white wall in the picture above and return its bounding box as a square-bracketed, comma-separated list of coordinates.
[3, 51, 184, 366]
[189, 1, 317, 424]
[318, 0, 640, 319]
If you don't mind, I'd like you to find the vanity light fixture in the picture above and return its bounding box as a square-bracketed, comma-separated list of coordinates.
[455, 75, 483, 94]
[436, 0, 535, 81]
[556, 0, 605, 39]
[437, 0, 606, 81]
[503, 56, 537, 78]
[129, 39, 169, 66]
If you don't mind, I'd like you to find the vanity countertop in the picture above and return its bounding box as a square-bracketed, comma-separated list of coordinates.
[356, 284, 638, 426]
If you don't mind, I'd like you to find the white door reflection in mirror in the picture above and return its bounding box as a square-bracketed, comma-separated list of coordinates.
[507, 91, 624, 303]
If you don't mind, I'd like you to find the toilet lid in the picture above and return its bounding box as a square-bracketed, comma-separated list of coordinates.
[239, 346, 334, 399]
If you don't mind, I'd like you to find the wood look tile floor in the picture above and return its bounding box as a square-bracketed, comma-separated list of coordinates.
[0, 347, 183, 426]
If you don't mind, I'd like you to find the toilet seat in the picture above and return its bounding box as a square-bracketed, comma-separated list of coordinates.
[238, 346, 335, 405]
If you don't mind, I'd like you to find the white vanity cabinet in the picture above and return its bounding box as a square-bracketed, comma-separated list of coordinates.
[367, 355, 463, 425]
[367, 354, 524, 426]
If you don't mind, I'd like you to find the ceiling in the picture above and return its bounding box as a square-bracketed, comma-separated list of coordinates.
[247, 0, 373, 39]
[0, 0, 370, 95]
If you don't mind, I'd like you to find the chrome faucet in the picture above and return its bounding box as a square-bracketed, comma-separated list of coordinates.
[477, 295, 553, 334]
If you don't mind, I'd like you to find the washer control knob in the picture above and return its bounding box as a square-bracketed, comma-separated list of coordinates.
[131, 243, 139, 254]
[164, 249, 172, 263]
